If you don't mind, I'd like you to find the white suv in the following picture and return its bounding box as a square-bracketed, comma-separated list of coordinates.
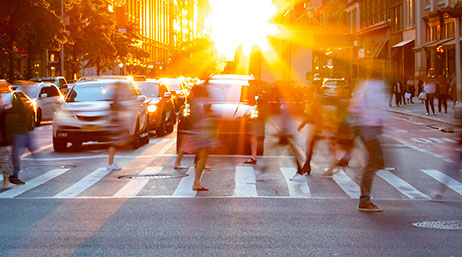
[52, 80, 149, 151]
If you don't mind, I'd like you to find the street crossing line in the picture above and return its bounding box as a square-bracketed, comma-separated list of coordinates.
[113, 167, 162, 198]
[54, 168, 110, 198]
[280, 167, 311, 198]
[422, 170, 462, 196]
[158, 138, 176, 155]
[332, 169, 360, 199]
[234, 166, 258, 197]
[172, 167, 197, 197]
[377, 170, 430, 199]
[0, 168, 70, 198]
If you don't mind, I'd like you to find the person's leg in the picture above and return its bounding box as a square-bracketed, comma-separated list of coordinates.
[11, 134, 25, 178]
[108, 146, 116, 166]
[243, 135, 258, 164]
[438, 95, 442, 112]
[430, 94, 435, 114]
[300, 129, 318, 175]
[443, 95, 448, 113]
[425, 98, 430, 114]
[174, 151, 185, 168]
[193, 148, 208, 190]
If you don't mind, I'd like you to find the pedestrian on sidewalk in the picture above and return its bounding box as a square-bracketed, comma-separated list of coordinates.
[406, 77, 415, 104]
[424, 77, 436, 115]
[450, 76, 457, 109]
[417, 78, 425, 104]
[393, 79, 402, 107]
[437, 76, 449, 113]
[349, 70, 389, 212]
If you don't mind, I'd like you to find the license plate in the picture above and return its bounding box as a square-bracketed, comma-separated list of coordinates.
[82, 125, 100, 131]
[57, 132, 68, 137]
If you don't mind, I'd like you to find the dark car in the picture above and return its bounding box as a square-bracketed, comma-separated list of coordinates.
[321, 79, 350, 98]
[137, 80, 176, 136]
[163, 78, 187, 112]
[177, 76, 264, 155]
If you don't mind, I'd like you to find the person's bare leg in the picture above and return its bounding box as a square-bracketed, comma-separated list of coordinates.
[193, 148, 208, 190]
[108, 146, 116, 166]
[174, 151, 184, 167]
[2, 174, 14, 187]
[250, 135, 257, 160]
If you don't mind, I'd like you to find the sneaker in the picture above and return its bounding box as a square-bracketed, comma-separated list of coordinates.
[173, 165, 188, 170]
[243, 158, 257, 164]
[289, 173, 306, 181]
[8, 177, 25, 185]
[107, 163, 122, 172]
[2, 183, 17, 189]
[426, 113, 429, 115]
[358, 203, 382, 212]
[316, 172, 333, 179]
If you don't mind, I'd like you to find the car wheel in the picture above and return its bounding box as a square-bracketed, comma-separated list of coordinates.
[141, 121, 149, 145]
[166, 110, 174, 134]
[156, 113, 166, 137]
[36, 109, 42, 126]
[53, 137, 67, 152]
[132, 120, 140, 149]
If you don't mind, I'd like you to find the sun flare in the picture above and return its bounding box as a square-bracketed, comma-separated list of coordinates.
[210, 0, 279, 59]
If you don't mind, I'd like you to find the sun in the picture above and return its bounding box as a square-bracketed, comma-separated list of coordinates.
[210, 0, 278, 59]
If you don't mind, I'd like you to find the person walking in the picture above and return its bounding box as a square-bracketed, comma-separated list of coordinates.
[424, 77, 436, 115]
[394, 79, 402, 106]
[407, 77, 415, 104]
[0, 85, 16, 189]
[349, 71, 388, 212]
[417, 78, 425, 103]
[437, 76, 449, 113]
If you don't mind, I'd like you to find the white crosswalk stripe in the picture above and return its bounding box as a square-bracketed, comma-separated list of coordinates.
[332, 169, 361, 199]
[54, 168, 110, 198]
[280, 167, 311, 198]
[234, 166, 258, 197]
[377, 170, 430, 199]
[172, 167, 197, 197]
[113, 167, 162, 197]
[422, 169, 462, 196]
[0, 168, 70, 198]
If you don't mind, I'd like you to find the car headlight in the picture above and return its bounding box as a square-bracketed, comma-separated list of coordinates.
[55, 109, 74, 119]
[148, 104, 157, 112]
[250, 109, 259, 119]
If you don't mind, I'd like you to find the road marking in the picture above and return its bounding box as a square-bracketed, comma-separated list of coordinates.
[234, 166, 257, 197]
[172, 167, 197, 197]
[280, 167, 311, 198]
[422, 170, 462, 196]
[157, 137, 176, 155]
[333, 169, 360, 199]
[377, 170, 430, 199]
[23, 154, 295, 161]
[54, 168, 110, 198]
[113, 167, 162, 197]
[383, 134, 454, 163]
[0, 168, 69, 198]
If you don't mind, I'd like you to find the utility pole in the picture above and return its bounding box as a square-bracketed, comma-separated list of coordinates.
[60, 0, 65, 78]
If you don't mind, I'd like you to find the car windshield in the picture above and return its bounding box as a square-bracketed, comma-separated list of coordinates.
[169, 81, 182, 91]
[66, 83, 118, 102]
[16, 85, 37, 98]
[138, 82, 160, 97]
[207, 81, 254, 104]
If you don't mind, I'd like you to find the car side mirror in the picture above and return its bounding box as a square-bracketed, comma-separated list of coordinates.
[163, 92, 171, 98]
[137, 95, 146, 102]
[40, 93, 48, 98]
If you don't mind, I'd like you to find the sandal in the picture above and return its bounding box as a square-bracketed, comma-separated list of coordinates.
[193, 186, 209, 191]
[174, 165, 189, 170]
[243, 158, 257, 164]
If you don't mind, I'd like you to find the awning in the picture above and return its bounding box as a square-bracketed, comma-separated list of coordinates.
[412, 41, 433, 52]
[392, 39, 414, 48]
[424, 38, 454, 50]
[442, 37, 462, 49]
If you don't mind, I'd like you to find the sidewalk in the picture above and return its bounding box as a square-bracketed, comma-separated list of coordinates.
[384, 97, 461, 127]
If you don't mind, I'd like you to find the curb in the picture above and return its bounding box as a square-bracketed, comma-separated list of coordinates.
[385, 108, 461, 127]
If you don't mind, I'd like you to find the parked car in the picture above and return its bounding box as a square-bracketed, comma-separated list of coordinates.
[162, 78, 188, 112]
[177, 75, 263, 155]
[52, 79, 149, 152]
[321, 79, 350, 98]
[13, 82, 64, 125]
[31, 77, 70, 95]
[137, 80, 176, 136]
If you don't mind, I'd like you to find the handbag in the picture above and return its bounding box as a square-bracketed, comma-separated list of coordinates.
[418, 92, 427, 100]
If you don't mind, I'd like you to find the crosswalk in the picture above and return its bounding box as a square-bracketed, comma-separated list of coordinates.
[1, 164, 461, 201]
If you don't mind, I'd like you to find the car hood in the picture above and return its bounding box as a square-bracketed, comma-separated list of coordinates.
[61, 101, 111, 114]
[210, 103, 254, 119]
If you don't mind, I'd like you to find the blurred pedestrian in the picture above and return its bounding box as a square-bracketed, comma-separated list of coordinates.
[437, 76, 449, 113]
[243, 91, 266, 165]
[393, 79, 402, 106]
[349, 71, 388, 212]
[417, 78, 425, 104]
[107, 82, 130, 172]
[9, 86, 37, 185]
[424, 77, 436, 115]
[0, 85, 16, 188]
[406, 77, 415, 104]
[449, 76, 456, 108]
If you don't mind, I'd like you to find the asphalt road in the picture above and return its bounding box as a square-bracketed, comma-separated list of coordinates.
[0, 112, 461, 256]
